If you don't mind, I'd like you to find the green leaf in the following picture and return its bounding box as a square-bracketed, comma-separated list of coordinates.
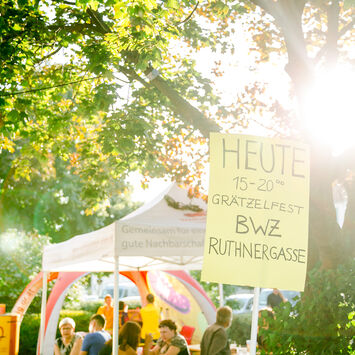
[12, 23, 22, 31]
[145, 0, 157, 10]
[166, 0, 179, 9]
[87, 0, 99, 10]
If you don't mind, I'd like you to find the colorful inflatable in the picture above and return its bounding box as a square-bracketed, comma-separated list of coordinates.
[12, 270, 215, 353]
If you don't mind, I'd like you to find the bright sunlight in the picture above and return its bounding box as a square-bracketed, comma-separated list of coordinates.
[303, 66, 355, 156]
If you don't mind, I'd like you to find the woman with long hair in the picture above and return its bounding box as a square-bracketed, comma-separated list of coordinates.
[99, 321, 153, 355]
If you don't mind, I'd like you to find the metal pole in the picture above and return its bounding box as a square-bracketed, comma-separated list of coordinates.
[39, 271, 48, 355]
[112, 256, 119, 355]
[249, 287, 260, 355]
[113, 221, 120, 355]
[218, 283, 224, 307]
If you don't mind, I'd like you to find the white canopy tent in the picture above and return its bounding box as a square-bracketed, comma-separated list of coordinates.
[40, 183, 208, 354]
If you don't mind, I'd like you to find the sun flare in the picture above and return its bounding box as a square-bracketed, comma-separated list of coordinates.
[303, 66, 355, 155]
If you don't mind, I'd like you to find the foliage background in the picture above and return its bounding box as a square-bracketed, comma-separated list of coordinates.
[0, 230, 49, 312]
[260, 259, 355, 354]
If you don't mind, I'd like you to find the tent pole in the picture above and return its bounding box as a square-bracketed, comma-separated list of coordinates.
[113, 255, 120, 354]
[249, 287, 260, 355]
[218, 283, 224, 307]
[39, 271, 48, 355]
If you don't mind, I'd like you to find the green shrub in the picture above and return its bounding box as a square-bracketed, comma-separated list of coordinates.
[19, 313, 41, 355]
[225, 298, 244, 312]
[261, 260, 355, 354]
[69, 299, 103, 314]
[56, 310, 92, 337]
[227, 312, 251, 346]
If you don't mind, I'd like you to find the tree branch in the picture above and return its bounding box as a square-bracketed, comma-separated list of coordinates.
[118, 66, 151, 89]
[339, 17, 355, 37]
[251, 1, 310, 92]
[325, 0, 340, 68]
[314, 17, 355, 63]
[177, 2, 199, 25]
[86, 7, 111, 34]
[147, 73, 221, 137]
[35, 46, 62, 64]
[48, 23, 97, 35]
[249, 0, 277, 16]
[0, 75, 102, 97]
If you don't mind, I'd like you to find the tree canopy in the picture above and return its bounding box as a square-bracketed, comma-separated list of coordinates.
[1, 0, 354, 269]
[0, 229, 49, 310]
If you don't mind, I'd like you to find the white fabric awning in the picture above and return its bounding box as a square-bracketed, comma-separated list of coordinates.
[42, 183, 207, 272]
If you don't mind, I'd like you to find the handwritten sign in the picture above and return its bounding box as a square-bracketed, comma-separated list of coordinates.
[201, 133, 310, 291]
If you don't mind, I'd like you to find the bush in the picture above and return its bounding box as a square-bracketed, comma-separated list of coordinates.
[69, 299, 103, 314]
[227, 312, 251, 346]
[261, 260, 355, 354]
[19, 313, 41, 355]
[55, 310, 92, 337]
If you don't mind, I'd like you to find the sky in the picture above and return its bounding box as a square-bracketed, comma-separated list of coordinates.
[128, 172, 172, 202]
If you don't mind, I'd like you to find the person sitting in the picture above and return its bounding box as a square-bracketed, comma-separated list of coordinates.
[54, 317, 83, 355]
[80, 314, 111, 355]
[148, 319, 189, 355]
[97, 294, 114, 334]
[98, 321, 153, 355]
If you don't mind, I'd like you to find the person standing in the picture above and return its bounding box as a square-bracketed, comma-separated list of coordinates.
[97, 294, 114, 334]
[267, 288, 286, 309]
[80, 314, 111, 355]
[54, 317, 83, 355]
[140, 293, 160, 341]
[200, 306, 233, 355]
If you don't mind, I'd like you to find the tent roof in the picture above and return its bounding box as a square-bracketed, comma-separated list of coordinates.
[42, 183, 207, 272]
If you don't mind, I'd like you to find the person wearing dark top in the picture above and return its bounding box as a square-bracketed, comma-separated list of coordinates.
[267, 289, 286, 309]
[148, 319, 190, 355]
[200, 306, 233, 355]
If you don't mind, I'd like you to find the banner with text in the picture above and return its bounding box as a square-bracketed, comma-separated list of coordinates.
[201, 133, 310, 291]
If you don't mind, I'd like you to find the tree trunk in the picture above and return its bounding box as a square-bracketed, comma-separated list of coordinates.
[258, 0, 347, 270]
